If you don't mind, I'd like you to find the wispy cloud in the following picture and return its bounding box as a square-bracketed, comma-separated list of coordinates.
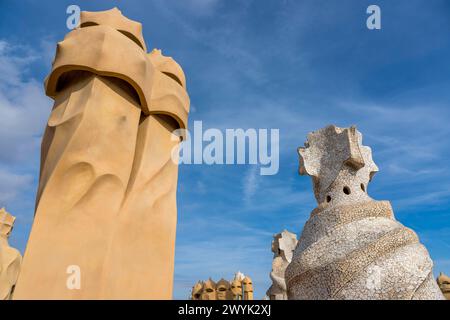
[0, 40, 52, 164]
[243, 166, 259, 205]
[0, 39, 52, 226]
[0, 169, 33, 205]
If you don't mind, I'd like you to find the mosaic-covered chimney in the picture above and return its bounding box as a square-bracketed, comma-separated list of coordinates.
[286, 125, 444, 300]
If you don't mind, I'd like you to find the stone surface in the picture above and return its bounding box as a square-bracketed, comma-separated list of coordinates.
[191, 281, 203, 300]
[286, 125, 445, 300]
[201, 278, 216, 300]
[266, 230, 298, 300]
[0, 208, 22, 300]
[216, 278, 232, 300]
[437, 273, 450, 299]
[13, 8, 189, 299]
[230, 275, 244, 300]
[190, 273, 253, 300]
[242, 276, 254, 300]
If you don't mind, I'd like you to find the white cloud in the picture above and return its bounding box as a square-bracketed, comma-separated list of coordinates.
[0, 39, 52, 211]
[0, 41, 38, 87]
[243, 165, 259, 204]
[0, 169, 33, 205]
[0, 40, 52, 164]
[394, 188, 450, 210]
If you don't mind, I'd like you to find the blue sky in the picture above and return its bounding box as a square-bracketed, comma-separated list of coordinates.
[0, 0, 449, 299]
